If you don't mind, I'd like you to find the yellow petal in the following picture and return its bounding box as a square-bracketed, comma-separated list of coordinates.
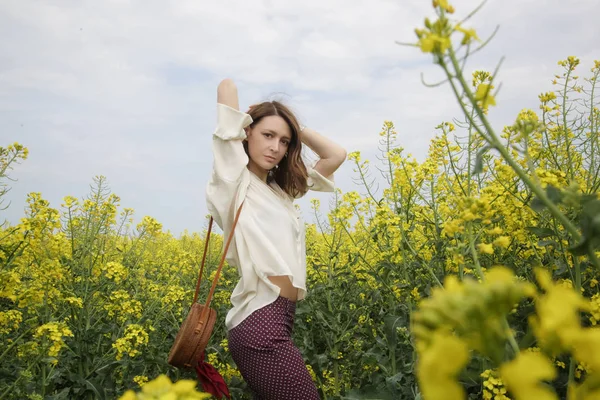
[499, 352, 557, 400]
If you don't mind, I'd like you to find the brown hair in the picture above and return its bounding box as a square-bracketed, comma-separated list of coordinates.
[243, 101, 308, 199]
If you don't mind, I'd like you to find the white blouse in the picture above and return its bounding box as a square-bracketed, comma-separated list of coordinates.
[205, 103, 336, 331]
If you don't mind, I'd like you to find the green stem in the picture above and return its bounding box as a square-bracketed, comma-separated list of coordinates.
[442, 49, 585, 249]
[561, 67, 574, 181]
[503, 318, 520, 356]
[467, 223, 484, 280]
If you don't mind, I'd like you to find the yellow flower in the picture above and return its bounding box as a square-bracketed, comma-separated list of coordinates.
[0, 310, 22, 335]
[112, 324, 149, 361]
[486, 226, 503, 235]
[133, 375, 148, 387]
[475, 83, 497, 108]
[478, 243, 495, 254]
[570, 328, 600, 371]
[119, 374, 211, 399]
[419, 32, 451, 54]
[530, 268, 589, 352]
[499, 352, 557, 400]
[411, 287, 421, 301]
[493, 236, 511, 249]
[417, 332, 469, 400]
[480, 369, 508, 400]
[455, 24, 480, 45]
[433, 0, 455, 13]
[568, 382, 600, 400]
[34, 322, 74, 358]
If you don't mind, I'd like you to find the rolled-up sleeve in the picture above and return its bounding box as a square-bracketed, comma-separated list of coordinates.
[206, 103, 253, 231]
[212, 103, 253, 182]
[295, 159, 335, 199]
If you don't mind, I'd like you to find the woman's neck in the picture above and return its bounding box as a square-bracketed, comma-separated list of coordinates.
[247, 160, 269, 183]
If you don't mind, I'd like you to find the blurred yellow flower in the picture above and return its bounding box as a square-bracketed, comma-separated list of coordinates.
[417, 332, 469, 400]
[455, 24, 480, 45]
[119, 374, 210, 399]
[475, 83, 497, 108]
[478, 243, 495, 254]
[499, 352, 557, 400]
[493, 236, 511, 248]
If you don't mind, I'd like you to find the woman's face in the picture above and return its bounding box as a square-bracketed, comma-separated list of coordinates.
[245, 115, 292, 173]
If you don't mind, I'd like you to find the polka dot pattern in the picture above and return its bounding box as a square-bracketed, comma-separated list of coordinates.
[228, 296, 320, 399]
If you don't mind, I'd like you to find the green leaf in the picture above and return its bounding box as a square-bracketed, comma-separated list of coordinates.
[553, 259, 568, 276]
[546, 185, 563, 204]
[529, 185, 564, 213]
[530, 196, 546, 212]
[525, 226, 556, 238]
[383, 316, 404, 349]
[569, 239, 589, 256]
[385, 372, 404, 389]
[85, 379, 106, 400]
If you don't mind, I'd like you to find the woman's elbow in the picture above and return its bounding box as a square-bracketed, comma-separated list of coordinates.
[334, 148, 347, 166]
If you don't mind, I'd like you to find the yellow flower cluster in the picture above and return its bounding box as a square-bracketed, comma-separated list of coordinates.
[590, 294, 600, 325]
[413, 266, 533, 356]
[112, 324, 149, 360]
[104, 290, 143, 324]
[119, 375, 211, 400]
[499, 351, 557, 400]
[475, 83, 497, 109]
[0, 310, 22, 335]
[100, 261, 128, 283]
[480, 369, 509, 400]
[413, 267, 535, 399]
[414, 264, 600, 399]
[133, 375, 149, 387]
[137, 216, 163, 237]
[206, 352, 241, 382]
[0, 142, 29, 167]
[34, 322, 74, 358]
[535, 168, 567, 189]
[558, 56, 580, 69]
[441, 195, 497, 238]
[64, 296, 83, 308]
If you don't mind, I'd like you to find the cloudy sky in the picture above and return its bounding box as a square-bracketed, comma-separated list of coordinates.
[2, 0, 599, 236]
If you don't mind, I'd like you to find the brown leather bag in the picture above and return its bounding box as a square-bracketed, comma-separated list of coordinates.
[168, 201, 244, 368]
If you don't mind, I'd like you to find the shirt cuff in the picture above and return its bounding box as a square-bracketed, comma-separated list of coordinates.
[214, 103, 253, 140]
[306, 160, 335, 192]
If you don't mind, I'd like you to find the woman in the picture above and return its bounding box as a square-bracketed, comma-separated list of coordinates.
[205, 78, 346, 399]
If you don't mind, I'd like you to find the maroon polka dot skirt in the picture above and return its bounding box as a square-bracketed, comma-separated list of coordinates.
[228, 296, 320, 399]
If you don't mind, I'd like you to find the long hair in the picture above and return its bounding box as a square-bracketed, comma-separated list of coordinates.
[243, 101, 308, 199]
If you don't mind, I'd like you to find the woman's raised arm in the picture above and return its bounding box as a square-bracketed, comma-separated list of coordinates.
[217, 78, 240, 111]
[209, 79, 253, 183]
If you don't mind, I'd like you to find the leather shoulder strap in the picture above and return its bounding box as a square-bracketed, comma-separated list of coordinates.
[192, 200, 244, 306]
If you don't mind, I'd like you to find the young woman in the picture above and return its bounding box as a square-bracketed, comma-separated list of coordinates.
[205, 78, 346, 399]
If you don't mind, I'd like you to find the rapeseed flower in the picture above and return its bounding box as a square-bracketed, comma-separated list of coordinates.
[119, 374, 211, 400]
[499, 352, 557, 400]
[417, 332, 469, 400]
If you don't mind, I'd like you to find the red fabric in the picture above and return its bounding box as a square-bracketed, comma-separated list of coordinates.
[195, 352, 231, 399]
